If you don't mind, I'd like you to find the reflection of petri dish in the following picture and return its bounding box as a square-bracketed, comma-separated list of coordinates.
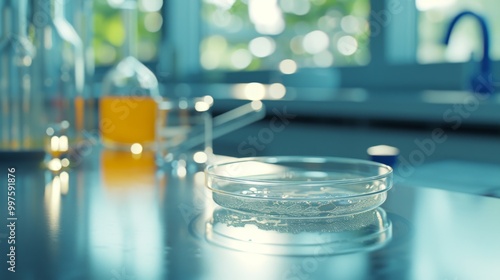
[205, 157, 393, 217]
[205, 207, 392, 256]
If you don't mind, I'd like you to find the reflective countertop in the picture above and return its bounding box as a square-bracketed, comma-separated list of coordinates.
[1, 149, 499, 280]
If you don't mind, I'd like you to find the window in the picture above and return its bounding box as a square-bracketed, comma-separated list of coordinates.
[93, 0, 163, 66]
[162, 0, 500, 91]
[200, 0, 370, 71]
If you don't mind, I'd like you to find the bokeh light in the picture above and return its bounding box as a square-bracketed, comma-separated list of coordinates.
[205, 0, 236, 10]
[195, 101, 211, 112]
[231, 49, 253, 69]
[248, 0, 285, 35]
[337, 35, 358, 56]
[269, 83, 286, 99]
[341, 15, 360, 34]
[61, 158, 70, 168]
[201, 35, 228, 70]
[279, 59, 298, 74]
[131, 143, 143, 155]
[244, 83, 266, 100]
[303, 30, 330, 54]
[105, 17, 125, 47]
[249, 37, 276, 57]
[139, 0, 163, 12]
[251, 100, 264, 110]
[416, 0, 456, 11]
[318, 15, 338, 31]
[211, 9, 232, 27]
[47, 158, 62, 172]
[144, 12, 163, 33]
[280, 0, 311, 15]
[193, 152, 208, 164]
[107, 0, 126, 8]
[290, 36, 305, 54]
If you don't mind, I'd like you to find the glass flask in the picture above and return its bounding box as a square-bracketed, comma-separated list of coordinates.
[66, 0, 96, 132]
[100, 0, 160, 151]
[0, 0, 41, 152]
[32, 0, 86, 162]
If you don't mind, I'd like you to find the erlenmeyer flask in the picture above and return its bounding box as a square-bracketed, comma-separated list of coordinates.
[0, 0, 41, 152]
[100, 0, 160, 151]
[32, 0, 86, 162]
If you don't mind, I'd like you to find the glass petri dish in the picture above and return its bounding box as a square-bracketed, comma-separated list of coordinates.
[205, 157, 393, 218]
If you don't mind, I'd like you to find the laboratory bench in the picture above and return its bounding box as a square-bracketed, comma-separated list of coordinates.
[1, 85, 500, 279]
[1, 144, 500, 279]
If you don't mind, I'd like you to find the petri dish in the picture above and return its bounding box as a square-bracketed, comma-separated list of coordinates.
[205, 157, 393, 218]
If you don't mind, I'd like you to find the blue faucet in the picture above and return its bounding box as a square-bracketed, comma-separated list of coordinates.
[444, 11, 494, 94]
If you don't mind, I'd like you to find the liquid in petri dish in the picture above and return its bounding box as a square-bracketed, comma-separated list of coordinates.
[99, 96, 157, 146]
[208, 159, 392, 218]
[212, 177, 387, 217]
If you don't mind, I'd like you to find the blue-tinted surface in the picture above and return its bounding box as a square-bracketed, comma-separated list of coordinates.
[0, 148, 499, 280]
